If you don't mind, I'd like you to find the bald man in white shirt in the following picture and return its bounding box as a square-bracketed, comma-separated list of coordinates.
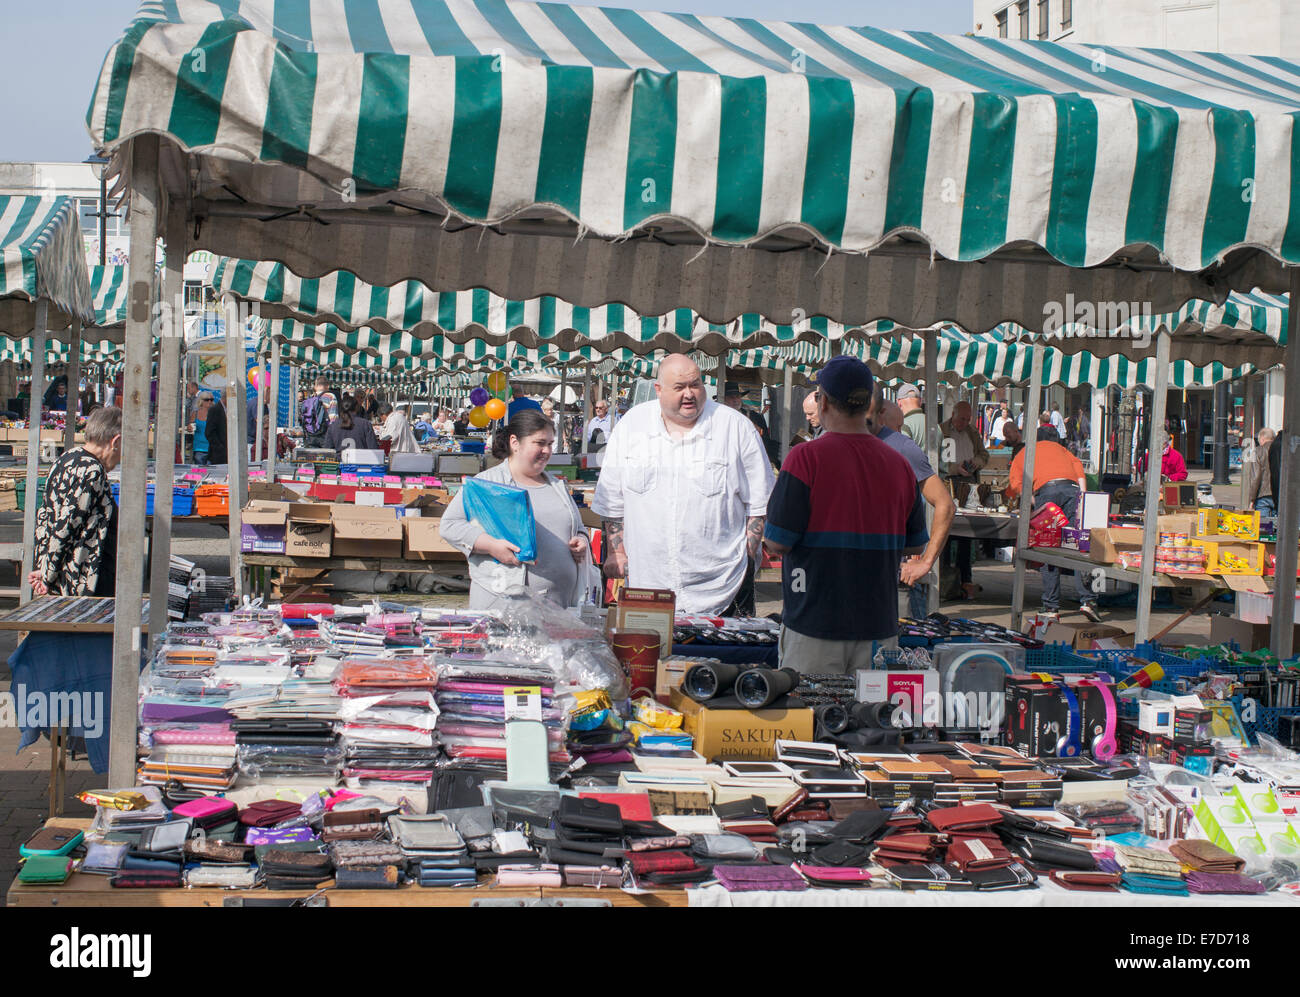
[593, 355, 776, 615]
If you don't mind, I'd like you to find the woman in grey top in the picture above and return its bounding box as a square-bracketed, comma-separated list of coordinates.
[441, 409, 593, 610]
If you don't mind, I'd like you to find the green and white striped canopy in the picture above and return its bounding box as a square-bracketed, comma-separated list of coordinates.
[90, 1, 1299, 328]
[0, 338, 127, 367]
[90, 265, 129, 329]
[0, 196, 94, 334]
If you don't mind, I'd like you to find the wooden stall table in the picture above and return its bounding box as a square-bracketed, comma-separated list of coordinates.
[1022, 546, 1223, 591]
[948, 511, 1018, 542]
[240, 552, 468, 601]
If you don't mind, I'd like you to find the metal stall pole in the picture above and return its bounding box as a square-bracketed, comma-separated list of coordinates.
[253, 348, 265, 466]
[1271, 269, 1300, 657]
[1009, 342, 1045, 631]
[1135, 329, 1173, 646]
[148, 204, 186, 645]
[266, 336, 280, 474]
[222, 293, 248, 602]
[581, 366, 592, 456]
[559, 364, 569, 451]
[19, 301, 48, 603]
[65, 317, 81, 452]
[108, 134, 160, 788]
[924, 330, 941, 617]
[781, 365, 793, 463]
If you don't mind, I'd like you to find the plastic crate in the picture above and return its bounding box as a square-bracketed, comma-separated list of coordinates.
[1229, 695, 1300, 744]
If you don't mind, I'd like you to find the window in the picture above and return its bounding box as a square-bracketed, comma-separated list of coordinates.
[1019, 0, 1030, 39]
[996, 8, 1008, 37]
[1061, 0, 1072, 28]
[1038, 0, 1050, 38]
[77, 196, 121, 239]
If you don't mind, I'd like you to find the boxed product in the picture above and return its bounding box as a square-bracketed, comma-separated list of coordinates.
[1201, 540, 1265, 576]
[239, 500, 290, 554]
[285, 502, 332, 558]
[855, 669, 940, 727]
[1060, 526, 1091, 553]
[669, 689, 813, 762]
[608, 589, 675, 656]
[1197, 509, 1261, 542]
[1089, 527, 1144, 564]
[330, 506, 403, 558]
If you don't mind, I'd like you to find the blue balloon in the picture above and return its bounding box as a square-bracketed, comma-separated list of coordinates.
[469, 387, 490, 406]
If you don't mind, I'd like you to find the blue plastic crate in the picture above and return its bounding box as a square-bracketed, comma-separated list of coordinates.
[1230, 695, 1300, 744]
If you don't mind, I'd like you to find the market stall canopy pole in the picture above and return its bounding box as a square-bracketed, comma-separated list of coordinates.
[924, 330, 941, 616]
[223, 294, 246, 603]
[88, 6, 1300, 327]
[1272, 269, 1300, 658]
[1136, 330, 1173, 646]
[149, 204, 186, 646]
[64, 318, 81, 451]
[1010, 344, 1045, 632]
[19, 300, 47, 604]
[109, 134, 159, 789]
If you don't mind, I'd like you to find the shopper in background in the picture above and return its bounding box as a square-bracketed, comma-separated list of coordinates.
[377, 403, 420, 453]
[896, 383, 925, 446]
[1248, 428, 1277, 516]
[765, 358, 927, 673]
[191, 391, 213, 466]
[990, 403, 1011, 446]
[869, 390, 955, 623]
[441, 409, 593, 610]
[28, 406, 122, 598]
[453, 408, 471, 435]
[324, 394, 379, 457]
[205, 395, 228, 465]
[939, 400, 989, 601]
[585, 397, 615, 452]
[1050, 402, 1067, 441]
[300, 376, 332, 448]
[723, 383, 777, 466]
[593, 354, 774, 615]
[1006, 425, 1100, 622]
[541, 397, 563, 447]
[791, 392, 822, 446]
[1137, 432, 1188, 483]
[508, 384, 542, 421]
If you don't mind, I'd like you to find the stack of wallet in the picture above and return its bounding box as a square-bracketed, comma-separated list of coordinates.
[388, 814, 476, 888]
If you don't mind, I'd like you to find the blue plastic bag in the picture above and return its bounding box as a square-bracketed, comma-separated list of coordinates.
[461, 477, 538, 563]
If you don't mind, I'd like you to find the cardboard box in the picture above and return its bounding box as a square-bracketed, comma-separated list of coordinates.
[248, 481, 302, 503]
[240, 500, 290, 553]
[1162, 483, 1199, 511]
[1040, 621, 1127, 649]
[655, 657, 692, 704]
[1197, 508, 1261, 542]
[609, 588, 675, 656]
[1090, 527, 1144, 564]
[669, 689, 813, 762]
[285, 502, 332, 558]
[1210, 614, 1300, 652]
[1203, 540, 1265, 576]
[331, 506, 402, 558]
[1061, 526, 1091, 553]
[403, 517, 460, 560]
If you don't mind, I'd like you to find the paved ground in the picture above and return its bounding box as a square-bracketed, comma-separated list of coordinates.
[0, 466, 1243, 901]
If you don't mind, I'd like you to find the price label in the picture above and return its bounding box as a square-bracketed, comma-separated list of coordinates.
[503, 686, 542, 722]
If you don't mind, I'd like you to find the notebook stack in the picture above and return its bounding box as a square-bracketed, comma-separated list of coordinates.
[434, 658, 568, 766]
[187, 575, 234, 618]
[335, 656, 439, 794]
[389, 814, 475, 887]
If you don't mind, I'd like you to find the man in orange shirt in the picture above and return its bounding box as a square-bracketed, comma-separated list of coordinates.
[1007, 427, 1101, 621]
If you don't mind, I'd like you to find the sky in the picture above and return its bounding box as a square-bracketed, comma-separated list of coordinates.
[0, 0, 971, 163]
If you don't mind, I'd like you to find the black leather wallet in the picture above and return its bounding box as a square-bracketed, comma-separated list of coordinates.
[557, 796, 623, 833]
[334, 866, 402, 889]
[713, 796, 768, 821]
[1010, 835, 1097, 871]
[965, 863, 1037, 890]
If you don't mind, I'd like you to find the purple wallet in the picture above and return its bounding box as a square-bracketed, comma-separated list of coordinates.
[244, 825, 317, 846]
[713, 864, 808, 892]
[1184, 872, 1267, 895]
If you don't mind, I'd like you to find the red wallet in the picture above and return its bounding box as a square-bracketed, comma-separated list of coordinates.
[925, 803, 1003, 832]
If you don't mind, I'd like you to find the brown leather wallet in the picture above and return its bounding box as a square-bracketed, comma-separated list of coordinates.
[1048, 870, 1121, 892]
[947, 838, 1013, 872]
[322, 809, 384, 842]
[184, 839, 251, 863]
[772, 788, 809, 824]
[925, 803, 1003, 832]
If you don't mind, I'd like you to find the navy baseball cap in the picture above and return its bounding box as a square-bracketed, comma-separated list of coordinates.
[816, 355, 875, 407]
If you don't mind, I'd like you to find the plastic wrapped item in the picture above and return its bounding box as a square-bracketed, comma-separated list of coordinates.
[461, 476, 538, 562]
[333, 656, 438, 694]
[632, 697, 684, 730]
[237, 743, 344, 779]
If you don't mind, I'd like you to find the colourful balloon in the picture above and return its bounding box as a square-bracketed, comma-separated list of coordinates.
[468, 406, 491, 428]
[248, 368, 260, 388]
[469, 387, 490, 406]
[484, 397, 507, 421]
[486, 371, 508, 394]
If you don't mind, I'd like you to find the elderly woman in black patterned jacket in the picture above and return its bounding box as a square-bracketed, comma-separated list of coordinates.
[27, 406, 122, 598]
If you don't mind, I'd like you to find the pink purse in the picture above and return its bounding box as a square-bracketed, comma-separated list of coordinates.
[495, 864, 563, 887]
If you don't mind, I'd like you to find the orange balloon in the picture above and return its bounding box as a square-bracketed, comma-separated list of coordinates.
[468, 406, 491, 428]
[484, 397, 507, 421]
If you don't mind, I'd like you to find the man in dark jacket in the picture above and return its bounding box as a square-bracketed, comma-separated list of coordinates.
[206, 398, 229, 465]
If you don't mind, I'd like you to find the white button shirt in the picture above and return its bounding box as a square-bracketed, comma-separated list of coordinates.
[592, 399, 776, 614]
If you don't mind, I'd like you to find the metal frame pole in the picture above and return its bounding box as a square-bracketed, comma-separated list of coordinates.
[223, 293, 248, 601]
[1136, 329, 1173, 645]
[65, 317, 81, 451]
[149, 204, 186, 644]
[266, 338, 280, 473]
[1271, 269, 1300, 656]
[924, 330, 941, 616]
[20, 300, 48, 603]
[108, 134, 159, 787]
[1010, 343, 1045, 630]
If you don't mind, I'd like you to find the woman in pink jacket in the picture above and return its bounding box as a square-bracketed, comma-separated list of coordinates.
[1138, 433, 1188, 482]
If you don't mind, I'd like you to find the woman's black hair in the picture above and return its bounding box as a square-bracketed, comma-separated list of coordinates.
[340, 394, 358, 430]
[491, 408, 554, 461]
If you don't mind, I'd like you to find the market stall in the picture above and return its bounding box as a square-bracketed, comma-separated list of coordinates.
[82, 4, 1300, 918]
